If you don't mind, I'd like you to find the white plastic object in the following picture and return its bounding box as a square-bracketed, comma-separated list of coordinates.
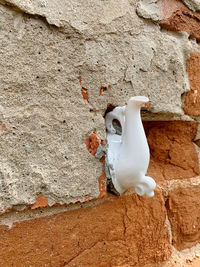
[105, 96, 156, 197]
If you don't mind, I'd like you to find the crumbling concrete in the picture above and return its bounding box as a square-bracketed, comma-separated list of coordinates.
[0, 0, 199, 212]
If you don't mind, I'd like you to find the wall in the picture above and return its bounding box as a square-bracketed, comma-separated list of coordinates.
[0, 0, 200, 266]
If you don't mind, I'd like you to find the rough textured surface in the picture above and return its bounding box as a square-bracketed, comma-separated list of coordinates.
[144, 121, 199, 181]
[136, 0, 162, 21]
[146, 243, 200, 267]
[146, 253, 200, 267]
[182, 0, 200, 11]
[161, 0, 187, 19]
[184, 52, 200, 115]
[167, 185, 200, 251]
[0, 0, 200, 265]
[139, 0, 200, 42]
[85, 131, 107, 199]
[160, 0, 200, 42]
[0, 0, 193, 210]
[0, 190, 171, 267]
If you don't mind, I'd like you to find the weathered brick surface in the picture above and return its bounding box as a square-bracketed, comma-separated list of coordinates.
[167, 185, 200, 251]
[160, 1, 200, 116]
[0, 190, 171, 267]
[161, 0, 200, 42]
[184, 52, 200, 116]
[144, 121, 199, 181]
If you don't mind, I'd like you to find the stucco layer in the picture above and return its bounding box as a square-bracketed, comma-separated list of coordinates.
[0, 0, 192, 210]
[0, 191, 171, 267]
[182, 0, 200, 11]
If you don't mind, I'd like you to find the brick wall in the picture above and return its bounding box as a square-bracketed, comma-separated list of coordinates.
[0, 0, 200, 266]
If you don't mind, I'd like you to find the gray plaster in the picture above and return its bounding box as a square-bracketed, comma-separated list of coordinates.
[136, 0, 161, 21]
[0, 0, 197, 211]
[182, 0, 200, 11]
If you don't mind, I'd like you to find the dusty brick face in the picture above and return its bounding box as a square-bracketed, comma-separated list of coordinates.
[160, 0, 200, 42]
[144, 121, 199, 181]
[184, 52, 200, 116]
[0, 190, 171, 267]
[167, 185, 200, 251]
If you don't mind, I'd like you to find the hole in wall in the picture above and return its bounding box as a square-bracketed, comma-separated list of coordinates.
[104, 104, 122, 135]
[103, 103, 115, 118]
[188, 34, 197, 41]
[181, 92, 186, 103]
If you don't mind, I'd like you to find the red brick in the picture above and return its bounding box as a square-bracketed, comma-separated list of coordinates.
[184, 52, 200, 116]
[167, 185, 200, 250]
[160, 0, 200, 42]
[144, 121, 199, 181]
[0, 190, 171, 266]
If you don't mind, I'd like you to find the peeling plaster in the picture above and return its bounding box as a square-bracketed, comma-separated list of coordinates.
[0, 0, 199, 210]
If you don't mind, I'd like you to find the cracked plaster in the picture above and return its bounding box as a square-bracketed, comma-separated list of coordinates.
[0, 0, 198, 210]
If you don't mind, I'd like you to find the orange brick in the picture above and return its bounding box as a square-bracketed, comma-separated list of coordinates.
[184, 52, 200, 116]
[0, 190, 171, 266]
[167, 185, 200, 250]
[144, 121, 199, 181]
[160, 0, 200, 42]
